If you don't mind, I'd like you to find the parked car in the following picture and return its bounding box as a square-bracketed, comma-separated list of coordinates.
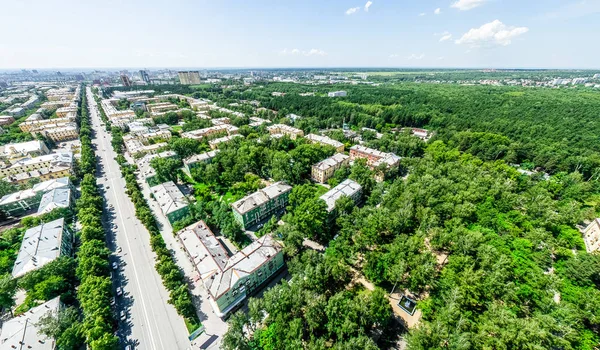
[120, 310, 126, 320]
[116, 287, 123, 296]
[111, 262, 118, 270]
[117, 246, 122, 253]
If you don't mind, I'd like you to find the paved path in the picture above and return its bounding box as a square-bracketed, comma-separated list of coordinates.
[87, 87, 192, 350]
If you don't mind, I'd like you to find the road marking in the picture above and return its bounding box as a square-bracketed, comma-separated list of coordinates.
[88, 93, 161, 350]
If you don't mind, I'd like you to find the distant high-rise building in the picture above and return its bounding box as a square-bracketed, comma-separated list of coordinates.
[120, 74, 132, 87]
[178, 71, 201, 85]
[140, 70, 151, 84]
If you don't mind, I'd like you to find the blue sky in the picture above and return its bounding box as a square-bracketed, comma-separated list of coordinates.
[1, 0, 599, 69]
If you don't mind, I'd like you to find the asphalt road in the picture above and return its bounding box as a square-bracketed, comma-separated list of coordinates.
[86, 87, 192, 350]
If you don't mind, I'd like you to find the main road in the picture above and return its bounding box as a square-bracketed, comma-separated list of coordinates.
[86, 87, 192, 350]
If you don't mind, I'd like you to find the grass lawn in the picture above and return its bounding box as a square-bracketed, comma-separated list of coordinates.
[171, 125, 182, 132]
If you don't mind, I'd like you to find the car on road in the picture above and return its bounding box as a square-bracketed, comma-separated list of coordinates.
[120, 310, 126, 320]
[111, 262, 118, 270]
[110, 297, 116, 306]
[117, 246, 122, 253]
[116, 287, 123, 296]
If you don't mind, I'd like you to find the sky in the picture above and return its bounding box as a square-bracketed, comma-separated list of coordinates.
[1, 0, 599, 69]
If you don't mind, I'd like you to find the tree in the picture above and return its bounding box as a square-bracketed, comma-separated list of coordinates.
[151, 157, 183, 183]
[0, 274, 17, 314]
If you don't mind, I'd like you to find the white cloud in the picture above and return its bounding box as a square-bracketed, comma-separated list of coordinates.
[434, 8, 441, 15]
[364, 1, 373, 12]
[439, 33, 453, 42]
[455, 20, 529, 47]
[451, 0, 486, 11]
[280, 48, 327, 56]
[419, 12, 426, 16]
[389, 53, 399, 58]
[346, 7, 360, 15]
[407, 53, 425, 60]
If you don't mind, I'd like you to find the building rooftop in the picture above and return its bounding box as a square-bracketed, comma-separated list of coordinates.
[208, 135, 242, 148]
[319, 179, 362, 212]
[12, 218, 66, 278]
[231, 182, 292, 215]
[0, 177, 70, 207]
[178, 221, 282, 299]
[305, 134, 344, 149]
[37, 187, 71, 214]
[0, 297, 60, 350]
[350, 144, 388, 159]
[313, 153, 349, 171]
[151, 181, 188, 216]
[183, 150, 219, 166]
[0, 140, 48, 158]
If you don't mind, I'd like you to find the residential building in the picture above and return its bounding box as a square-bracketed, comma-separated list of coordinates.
[349, 145, 401, 182]
[0, 297, 60, 350]
[209, 134, 243, 150]
[178, 71, 202, 85]
[7, 107, 25, 116]
[328, 91, 347, 97]
[120, 74, 132, 87]
[12, 218, 72, 278]
[582, 219, 600, 253]
[181, 124, 239, 140]
[311, 153, 350, 183]
[249, 117, 271, 127]
[19, 116, 75, 132]
[177, 221, 284, 317]
[266, 124, 304, 140]
[137, 129, 172, 143]
[0, 152, 73, 179]
[148, 102, 178, 114]
[0, 115, 15, 125]
[0, 177, 70, 217]
[271, 92, 285, 97]
[55, 106, 78, 117]
[137, 151, 177, 185]
[151, 181, 190, 224]
[183, 150, 219, 172]
[39, 123, 79, 142]
[211, 117, 230, 126]
[305, 133, 344, 152]
[398, 127, 433, 141]
[37, 187, 72, 214]
[319, 179, 362, 213]
[231, 182, 292, 229]
[140, 70, 151, 84]
[0, 140, 50, 164]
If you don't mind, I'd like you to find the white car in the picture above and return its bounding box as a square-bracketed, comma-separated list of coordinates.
[111, 262, 118, 270]
[116, 287, 123, 296]
[120, 310, 126, 320]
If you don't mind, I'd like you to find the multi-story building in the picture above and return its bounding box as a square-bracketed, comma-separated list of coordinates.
[0, 140, 50, 164]
[311, 153, 350, 183]
[55, 106, 78, 117]
[181, 124, 239, 141]
[211, 117, 230, 126]
[5, 164, 72, 186]
[349, 145, 401, 180]
[0, 115, 15, 126]
[328, 91, 347, 97]
[582, 219, 600, 253]
[0, 177, 71, 217]
[231, 182, 292, 229]
[140, 70, 151, 84]
[249, 116, 271, 127]
[37, 187, 72, 214]
[137, 129, 172, 144]
[147, 102, 179, 115]
[305, 133, 344, 152]
[183, 150, 219, 172]
[137, 151, 177, 185]
[208, 134, 243, 150]
[319, 178, 362, 213]
[12, 218, 72, 278]
[0, 297, 61, 350]
[19, 116, 75, 132]
[7, 107, 25, 116]
[178, 71, 202, 85]
[0, 152, 72, 179]
[151, 181, 190, 224]
[177, 221, 284, 317]
[39, 123, 79, 142]
[266, 124, 304, 140]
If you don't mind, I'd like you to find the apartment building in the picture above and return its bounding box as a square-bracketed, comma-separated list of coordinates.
[55, 106, 78, 117]
[305, 133, 345, 152]
[137, 129, 172, 143]
[125, 137, 168, 157]
[0, 152, 73, 179]
[582, 219, 600, 253]
[151, 181, 190, 224]
[267, 124, 304, 140]
[0, 297, 60, 350]
[0, 177, 71, 217]
[249, 116, 271, 127]
[181, 124, 239, 140]
[328, 91, 347, 97]
[19, 116, 75, 132]
[0, 140, 50, 164]
[183, 150, 219, 172]
[177, 221, 284, 317]
[349, 145, 401, 182]
[0, 115, 15, 126]
[137, 151, 177, 185]
[211, 117, 230, 126]
[39, 123, 79, 142]
[178, 71, 202, 85]
[12, 218, 72, 278]
[208, 134, 243, 150]
[311, 153, 350, 183]
[147, 102, 179, 114]
[319, 179, 362, 213]
[231, 182, 292, 229]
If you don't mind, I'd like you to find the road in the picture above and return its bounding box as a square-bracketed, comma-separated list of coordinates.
[86, 87, 192, 350]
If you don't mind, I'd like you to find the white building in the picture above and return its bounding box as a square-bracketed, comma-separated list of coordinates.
[319, 178, 362, 212]
[305, 134, 344, 152]
[582, 219, 600, 253]
[0, 297, 60, 350]
[328, 91, 347, 97]
[37, 187, 72, 214]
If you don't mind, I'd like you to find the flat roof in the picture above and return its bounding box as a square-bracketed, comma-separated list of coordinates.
[319, 178, 362, 212]
[0, 297, 59, 350]
[151, 181, 188, 216]
[231, 182, 292, 215]
[12, 218, 66, 278]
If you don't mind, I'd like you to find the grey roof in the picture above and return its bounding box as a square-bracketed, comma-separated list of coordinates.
[0, 177, 70, 207]
[37, 188, 71, 214]
[305, 134, 344, 149]
[12, 218, 66, 278]
[319, 179, 362, 212]
[178, 221, 282, 300]
[151, 181, 188, 216]
[231, 182, 292, 215]
[0, 297, 59, 350]
[183, 150, 219, 166]
[313, 153, 349, 171]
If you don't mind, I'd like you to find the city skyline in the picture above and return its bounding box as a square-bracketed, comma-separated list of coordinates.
[1, 0, 599, 69]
